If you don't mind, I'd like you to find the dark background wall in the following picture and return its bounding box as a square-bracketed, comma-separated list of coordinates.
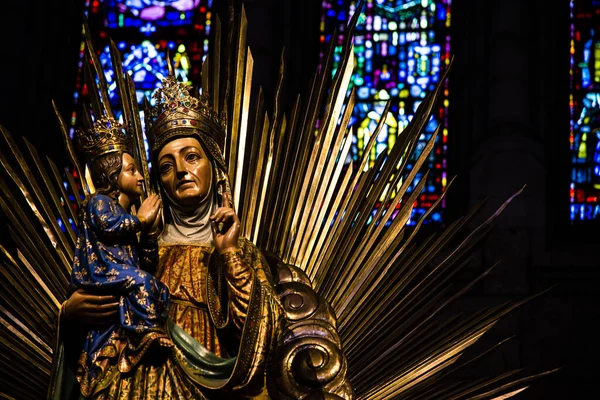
[449, 0, 598, 398]
[0, 0, 596, 398]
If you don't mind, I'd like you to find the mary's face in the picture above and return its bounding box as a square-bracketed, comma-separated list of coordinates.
[157, 137, 212, 208]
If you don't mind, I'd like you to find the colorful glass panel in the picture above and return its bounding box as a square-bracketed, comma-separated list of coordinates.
[99, 40, 197, 107]
[569, 0, 600, 221]
[103, 0, 204, 29]
[70, 0, 212, 165]
[320, 0, 451, 225]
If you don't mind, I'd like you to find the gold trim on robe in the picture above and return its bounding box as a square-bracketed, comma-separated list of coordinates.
[86, 238, 283, 399]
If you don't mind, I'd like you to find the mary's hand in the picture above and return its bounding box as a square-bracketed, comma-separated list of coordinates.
[210, 191, 240, 254]
[62, 288, 119, 326]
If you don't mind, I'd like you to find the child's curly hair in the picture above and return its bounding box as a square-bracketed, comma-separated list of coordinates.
[89, 152, 122, 199]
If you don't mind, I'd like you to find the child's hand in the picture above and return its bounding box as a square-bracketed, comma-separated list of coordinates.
[137, 194, 162, 229]
[145, 206, 163, 239]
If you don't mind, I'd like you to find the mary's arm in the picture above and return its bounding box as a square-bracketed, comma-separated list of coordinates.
[221, 248, 253, 334]
[211, 193, 280, 337]
[220, 240, 277, 335]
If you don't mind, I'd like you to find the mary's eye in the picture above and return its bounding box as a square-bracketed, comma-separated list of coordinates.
[159, 163, 172, 174]
[186, 153, 200, 162]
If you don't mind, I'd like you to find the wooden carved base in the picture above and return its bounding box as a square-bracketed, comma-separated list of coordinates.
[264, 253, 353, 399]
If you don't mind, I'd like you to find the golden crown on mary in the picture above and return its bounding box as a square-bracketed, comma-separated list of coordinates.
[76, 115, 133, 162]
[146, 74, 227, 154]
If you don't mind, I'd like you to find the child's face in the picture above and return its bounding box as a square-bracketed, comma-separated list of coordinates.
[117, 153, 144, 199]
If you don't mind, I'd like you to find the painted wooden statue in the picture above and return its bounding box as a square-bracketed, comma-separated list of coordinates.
[0, 2, 554, 399]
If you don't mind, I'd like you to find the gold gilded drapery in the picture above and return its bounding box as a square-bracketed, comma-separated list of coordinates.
[157, 243, 226, 356]
[85, 238, 283, 399]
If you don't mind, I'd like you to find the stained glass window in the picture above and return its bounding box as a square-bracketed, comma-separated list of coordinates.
[71, 0, 213, 164]
[320, 0, 451, 225]
[103, 0, 202, 29]
[569, 0, 600, 221]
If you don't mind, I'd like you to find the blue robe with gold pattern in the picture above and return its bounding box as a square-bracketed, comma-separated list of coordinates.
[70, 194, 171, 397]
